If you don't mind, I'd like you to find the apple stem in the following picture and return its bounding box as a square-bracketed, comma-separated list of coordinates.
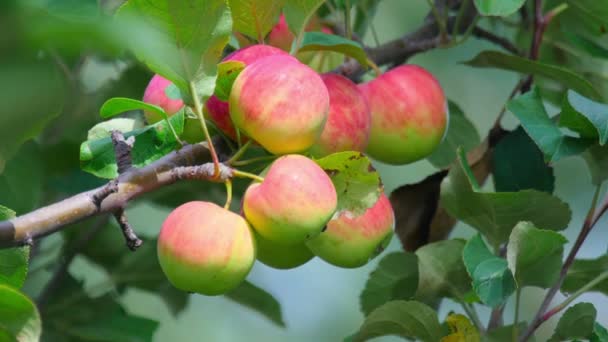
[189, 81, 221, 177]
[367, 58, 382, 77]
[232, 170, 264, 183]
[227, 140, 252, 165]
[224, 179, 233, 209]
[231, 155, 277, 167]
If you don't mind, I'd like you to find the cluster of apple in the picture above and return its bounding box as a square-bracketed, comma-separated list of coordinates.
[142, 18, 447, 296]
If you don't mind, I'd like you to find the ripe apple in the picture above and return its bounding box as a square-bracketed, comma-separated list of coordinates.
[243, 154, 337, 245]
[142, 74, 203, 143]
[306, 193, 395, 268]
[205, 45, 290, 140]
[157, 201, 256, 296]
[358, 65, 448, 165]
[309, 73, 371, 157]
[255, 232, 314, 269]
[230, 55, 329, 154]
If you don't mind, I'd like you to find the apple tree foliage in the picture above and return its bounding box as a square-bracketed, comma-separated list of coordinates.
[2, 0, 608, 341]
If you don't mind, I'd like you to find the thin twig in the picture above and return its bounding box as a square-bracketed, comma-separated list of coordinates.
[113, 209, 142, 251]
[472, 27, 522, 55]
[520, 186, 603, 341]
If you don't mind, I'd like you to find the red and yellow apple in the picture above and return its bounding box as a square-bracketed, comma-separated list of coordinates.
[358, 65, 448, 165]
[142, 74, 203, 143]
[204, 45, 291, 140]
[157, 201, 256, 296]
[309, 73, 371, 157]
[230, 55, 330, 154]
[306, 193, 395, 268]
[243, 154, 337, 245]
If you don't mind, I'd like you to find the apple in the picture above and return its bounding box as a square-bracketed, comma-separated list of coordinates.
[358, 65, 448, 165]
[306, 193, 395, 268]
[266, 14, 294, 52]
[243, 154, 337, 245]
[142, 74, 203, 143]
[230, 55, 329, 154]
[157, 201, 256, 296]
[255, 232, 314, 269]
[204, 45, 291, 141]
[309, 73, 371, 157]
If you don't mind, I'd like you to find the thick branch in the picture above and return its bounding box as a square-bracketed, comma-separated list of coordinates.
[0, 142, 214, 248]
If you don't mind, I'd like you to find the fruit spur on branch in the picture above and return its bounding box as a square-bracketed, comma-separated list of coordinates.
[140, 10, 448, 296]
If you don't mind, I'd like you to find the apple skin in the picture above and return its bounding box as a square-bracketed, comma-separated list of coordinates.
[230, 55, 330, 154]
[205, 45, 291, 140]
[243, 154, 337, 245]
[306, 193, 394, 268]
[254, 232, 314, 269]
[142, 74, 204, 143]
[358, 65, 448, 165]
[266, 14, 294, 52]
[157, 201, 256, 296]
[309, 73, 371, 157]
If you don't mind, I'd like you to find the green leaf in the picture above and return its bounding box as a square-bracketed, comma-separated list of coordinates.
[0, 284, 41, 342]
[298, 32, 369, 67]
[493, 127, 555, 193]
[360, 252, 419, 316]
[284, 0, 326, 38]
[87, 118, 146, 141]
[415, 239, 472, 302]
[43, 275, 158, 342]
[483, 323, 530, 342]
[583, 145, 608, 185]
[228, 0, 285, 39]
[465, 51, 601, 100]
[591, 322, 608, 342]
[0, 247, 29, 290]
[0, 62, 64, 174]
[100, 97, 167, 120]
[225, 281, 285, 327]
[315, 151, 381, 215]
[560, 90, 608, 145]
[440, 150, 572, 246]
[507, 222, 567, 288]
[116, 0, 233, 100]
[428, 101, 480, 169]
[562, 0, 608, 36]
[214, 60, 246, 101]
[562, 255, 608, 296]
[507, 88, 593, 163]
[0, 142, 45, 214]
[463, 234, 516, 307]
[80, 111, 185, 179]
[563, 30, 608, 60]
[441, 313, 480, 342]
[550, 302, 596, 341]
[353, 300, 444, 342]
[473, 0, 526, 16]
[352, 0, 382, 37]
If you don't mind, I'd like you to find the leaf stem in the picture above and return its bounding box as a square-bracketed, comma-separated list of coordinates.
[224, 179, 233, 209]
[232, 169, 264, 183]
[425, 0, 448, 44]
[344, 0, 353, 40]
[460, 302, 485, 334]
[227, 140, 252, 165]
[231, 155, 277, 167]
[513, 288, 521, 342]
[189, 81, 220, 177]
[457, 147, 481, 191]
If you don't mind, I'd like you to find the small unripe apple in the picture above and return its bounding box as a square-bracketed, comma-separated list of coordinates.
[309, 73, 371, 157]
[267, 14, 294, 52]
[358, 65, 448, 165]
[205, 45, 290, 140]
[243, 154, 337, 245]
[306, 193, 394, 268]
[142, 74, 203, 143]
[143, 74, 184, 122]
[255, 232, 314, 269]
[230, 55, 330, 154]
[157, 201, 256, 296]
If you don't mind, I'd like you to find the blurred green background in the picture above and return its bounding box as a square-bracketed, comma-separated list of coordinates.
[3, 0, 607, 340]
